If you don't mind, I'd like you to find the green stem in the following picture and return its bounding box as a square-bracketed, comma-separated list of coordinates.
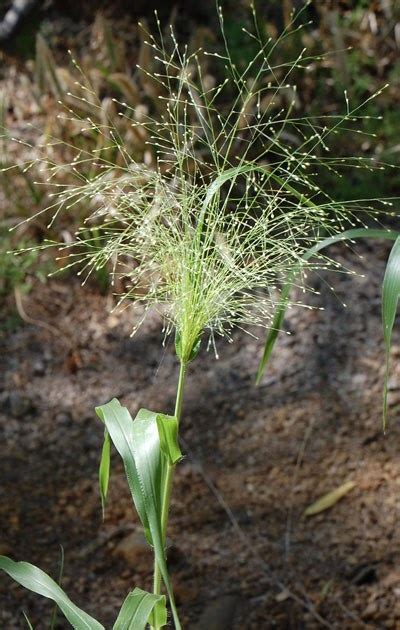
[152, 360, 187, 626]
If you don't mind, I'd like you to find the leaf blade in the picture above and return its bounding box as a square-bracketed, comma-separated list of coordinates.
[0, 556, 104, 630]
[156, 414, 182, 465]
[96, 400, 181, 630]
[113, 588, 167, 630]
[96, 400, 151, 543]
[382, 236, 400, 428]
[98, 428, 111, 518]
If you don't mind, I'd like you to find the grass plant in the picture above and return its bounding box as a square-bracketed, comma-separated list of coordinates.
[1, 4, 400, 628]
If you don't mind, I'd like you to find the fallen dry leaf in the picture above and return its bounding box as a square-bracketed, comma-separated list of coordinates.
[304, 481, 356, 516]
[275, 589, 291, 602]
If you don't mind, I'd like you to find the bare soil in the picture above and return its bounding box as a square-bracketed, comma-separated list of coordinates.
[1, 240, 400, 629]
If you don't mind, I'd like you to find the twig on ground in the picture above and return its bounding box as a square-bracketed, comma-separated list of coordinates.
[284, 412, 317, 560]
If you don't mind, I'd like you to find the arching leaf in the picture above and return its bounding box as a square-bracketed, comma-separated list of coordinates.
[382, 236, 400, 428]
[0, 556, 103, 630]
[113, 588, 167, 630]
[95, 400, 181, 630]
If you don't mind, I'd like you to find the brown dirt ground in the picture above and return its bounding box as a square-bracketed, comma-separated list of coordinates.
[1, 240, 400, 629]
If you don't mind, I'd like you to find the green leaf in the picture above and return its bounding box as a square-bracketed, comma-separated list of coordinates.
[0, 556, 104, 630]
[382, 236, 400, 428]
[156, 415, 182, 465]
[95, 400, 181, 630]
[256, 228, 400, 385]
[148, 596, 168, 629]
[49, 545, 65, 630]
[113, 588, 167, 630]
[99, 428, 111, 518]
[96, 401, 152, 543]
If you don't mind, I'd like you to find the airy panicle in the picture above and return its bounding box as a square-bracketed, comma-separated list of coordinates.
[10, 5, 396, 359]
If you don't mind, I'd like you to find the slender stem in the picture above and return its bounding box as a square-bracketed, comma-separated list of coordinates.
[152, 360, 187, 621]
[173, 360, 187, 423]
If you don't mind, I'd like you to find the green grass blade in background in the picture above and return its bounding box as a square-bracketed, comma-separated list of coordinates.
[22, 612, 34, 629]
[382, 236, 400, 428]
[0, 556, 104, 630]
[256, 229, 400, 386]
[113, 588, 167, 630]
[95, 400, 181, 630]
[255, 264, 299, 386]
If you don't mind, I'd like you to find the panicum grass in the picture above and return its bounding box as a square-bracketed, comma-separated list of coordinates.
[7, 3, 397, 361]
[1, 8, 399, 628]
